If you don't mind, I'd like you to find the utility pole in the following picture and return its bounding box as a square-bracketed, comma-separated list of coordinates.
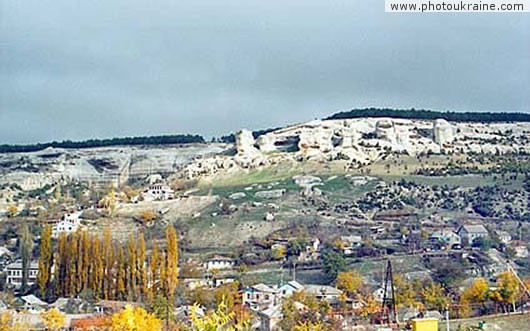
[380, 260, 398, 326]
[445, 305, 450, 331]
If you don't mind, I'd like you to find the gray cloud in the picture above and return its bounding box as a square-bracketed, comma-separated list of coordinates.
[1, 0, 529, 143]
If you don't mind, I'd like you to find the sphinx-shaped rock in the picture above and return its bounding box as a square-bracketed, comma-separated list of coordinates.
[433, 119, 454, 145]
[256, 134, 276, 153]
[234, 129, 266, 167]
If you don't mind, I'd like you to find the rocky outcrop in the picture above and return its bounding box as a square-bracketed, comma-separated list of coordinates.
[256, 134, 276, 153]
[433, 119, 454, 145]
[375, 119, 397, 144]
[234, 129, 266, 167]
[298, 127, 334, 159]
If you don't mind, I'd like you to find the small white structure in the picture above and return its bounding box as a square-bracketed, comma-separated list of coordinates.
[513, 245, 529, 258]
[203, 256, 236, 271]
[496, 231, 512, 244]
[5, 261, 39, 288]
[278, 280, 304, 298]
[19, 295, 47, 312]
[143, 184, 175, 201]
[258, 305, 283, 331]
[299, 238, 321, 261]
[340, 235, 363, 255]
[429, 229, 461, 246]
[457, 224, 489, 245]
[304, 285, 343, 303]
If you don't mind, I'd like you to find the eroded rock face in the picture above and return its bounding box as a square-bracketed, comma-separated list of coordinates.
[433, 119, 454, 145]
[234, 129, 266, 167]
[256, 134, 276, 153]
[375, 119, 397, 144]
[298, 127, 334, 159]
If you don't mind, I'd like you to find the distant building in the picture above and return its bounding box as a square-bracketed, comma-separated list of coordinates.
[142, 184, 174, 201]
[243, 284, 279, 309]
[18, 294, 47, 312]
[5, 261, 39, 288]
[304, 285, 342, 303]
[340, 235, 363, 255]
[496, 231, 512, 244]
[457, 224, 489, 245]
[299, 238, 321, 261]
[513, 245, 529, 258]
[258, 305, 283, 331]
[278, 280, 304, 298]
[203, 256, 236, 271]
[429, 229, 461, 246]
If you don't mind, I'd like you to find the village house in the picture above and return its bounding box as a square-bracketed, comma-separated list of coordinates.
[5, 260, 39, 288]
[258, 305, 283, 331]
[51, 211, 83, 237]
[243, 283, 279, 309]
[299, 238, 321, 261]
[142, 183, 175, 201]
[304, 285, 343, 304]
[18, 294, 47, 312]
[457, 224, 489, 245]
[513, 245, 529, 258]
[203, 255, 236, 271]
[340, 235, 363, 255]
[496, 230, 512, 244]
[278, 280, 304, 297]
[429, 229, 461, 247]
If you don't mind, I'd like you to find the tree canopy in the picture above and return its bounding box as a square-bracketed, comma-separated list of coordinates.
[0, 134, 205, 153]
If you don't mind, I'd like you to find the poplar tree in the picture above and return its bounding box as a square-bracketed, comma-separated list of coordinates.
[102, 228, 114, 300]
[149, 242, 160, 298]
[19, 223, 33, 293]
[165, 226, 179, 302]
[37, 225, 53, 299]
[138, 233, 148, 300]
[127, 234, 138, 300]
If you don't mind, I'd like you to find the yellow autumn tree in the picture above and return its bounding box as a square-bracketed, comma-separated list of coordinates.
[140, 210, 157, 224]
[420, 282, 451, 310]
[293, 321, 329, 331]
[41, 308, 66, 331]
[359, 295, 380, 318]
[7, 204, 18, 218]
[335, 270, 362, 297]
[190, 299, 248, 331]
[462, 277, 490, 303]
[165, 226, 179, 301]
[111, 305, 162, 331]
[497, 271, 520, 312]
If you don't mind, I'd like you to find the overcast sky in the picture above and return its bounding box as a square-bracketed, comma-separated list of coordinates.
[1, 1, 529, 144]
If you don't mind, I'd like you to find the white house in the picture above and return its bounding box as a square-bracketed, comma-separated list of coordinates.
[513, 245, 529, 258]
[429, 229, 461, 246]
[243, 283, 279, 309]
[496, 231, 512, 244]
[5, 261, 39, 288]
[143, 184, 175, 201]
[19, 295, 47, 312]
[457, 224, 489, 245]
[203, 256, 236, 271]
[304, 285, 343, 303]
[340, 235, 363, 255]
[299, 238, 321, 261]
[258, 305, 283, 331]
[278, 280, 304, 298]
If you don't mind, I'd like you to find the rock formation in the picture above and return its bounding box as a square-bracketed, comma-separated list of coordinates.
[433, 119, 454, 145]
[256, 134, 276, 153]
[234, 129, 266, 167]
[298, 127, 334, 159]
[375, 119, 397, 144]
